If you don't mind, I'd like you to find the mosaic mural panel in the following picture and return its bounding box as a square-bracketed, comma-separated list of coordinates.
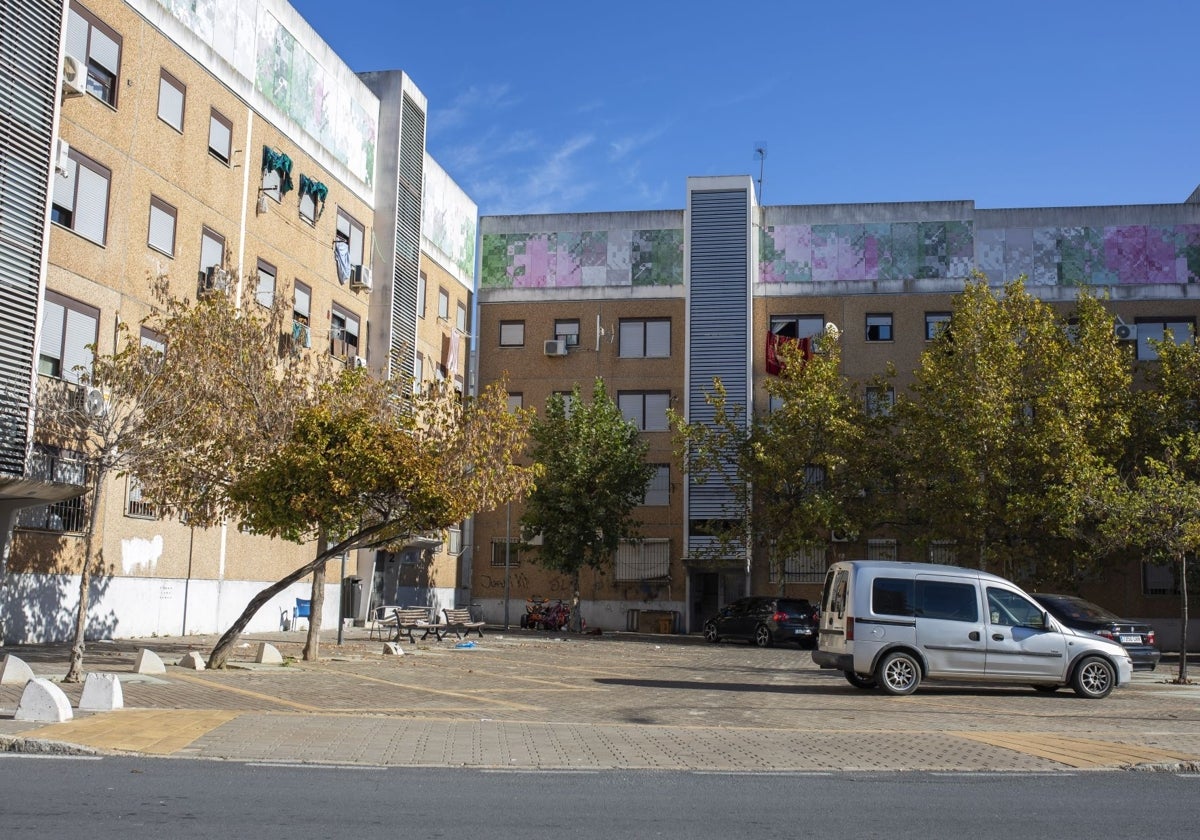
[481, 229, 683, 289]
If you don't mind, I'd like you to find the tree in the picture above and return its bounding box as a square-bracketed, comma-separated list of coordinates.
[896, 278, 1131, 584]
[124, 286, 536, 668]
[33, 324, 190, 681]
[519, 379, 655, 626]
[672, 331, 884, 586]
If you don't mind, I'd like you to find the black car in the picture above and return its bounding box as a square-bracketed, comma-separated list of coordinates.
[1033, 593, 1161, 671]
[703, 596, 819, 648]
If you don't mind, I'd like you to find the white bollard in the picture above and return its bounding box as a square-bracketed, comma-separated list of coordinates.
[14, 678, 73, 722]
[177, 651, 206, 670]
[79, 672, 124, 711]
[255, 642, 284, 664]
[133, 648, 167, 675]
[382, 642, 405, 656]
[0, 654, 36, 686]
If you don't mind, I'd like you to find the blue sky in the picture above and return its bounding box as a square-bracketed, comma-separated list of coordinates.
[291, 0, 1199, 217]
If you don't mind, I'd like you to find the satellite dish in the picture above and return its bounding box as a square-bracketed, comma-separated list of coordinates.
[824, 322, 840, 339]
[84, 387, 108, 417]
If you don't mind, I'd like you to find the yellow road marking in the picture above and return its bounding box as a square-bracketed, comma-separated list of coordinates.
[332, 669, 543, 711]
[168, 671, 321, 711]
[28, 709, 240, 755]
[951, 731, 1196, 768]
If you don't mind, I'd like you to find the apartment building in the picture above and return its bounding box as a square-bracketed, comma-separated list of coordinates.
[0, 0, 468, 644]
[474, 175, 1200, 637]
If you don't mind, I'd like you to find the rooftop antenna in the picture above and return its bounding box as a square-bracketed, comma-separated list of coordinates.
[753, 142, 768, 204]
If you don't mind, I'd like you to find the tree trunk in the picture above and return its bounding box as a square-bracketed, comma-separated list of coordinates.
[303, 529, 330, 661]
[568, 571, 583, 632]
[206, 523, 389, 669]
[64, 477, 106, 683]
[1179, 552, 1189, 684]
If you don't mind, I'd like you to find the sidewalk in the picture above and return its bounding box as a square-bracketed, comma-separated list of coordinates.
[3, 627, 1199, 772]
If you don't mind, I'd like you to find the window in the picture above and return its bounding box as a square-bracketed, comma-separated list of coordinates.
[873, 577, 914, 617]
[770, 546, 827, 584]
[771, 314, 825, 340]
[126, 476, 157, 519]
[51, 147, 110, 245]
[147, 196, 177, 257]
[447, 526, 463, 556]
[613, 539, 670, 581]
[208, 109, 232, 163]
[866, 538, 897, 562]
[413, 354, 424, 388]
[255, 260, 276, 308]
[417, 273, 427, 319]
[1143, 560, 1181, 596]
[336, 208, 365, 267]
[66, 2, 122, 107]
[643, 465, 670, 506]
[1136, 318, 1195, 361]
[17, 446, 89, 533]
[986, 588, 1043, 628]
[293, 281, 311, 324]
[918, 580, 978, 622]
[38, 290, 98, 383]
[140, 326, 165, 357]
[865, 386, 895, 418]
[491, 540, 522, 567]
[156, 68, 185, 132]
[437, 287, 450, 321]
[927, 540, 957, 565]
[555, 319, 580, 347]
[330, 304, 360, 358]
[619, 319, 670, 358]
[866, 313, 893, 342]
[456, 302, 468, 333]
[499, 321, 525, 347]
[200, 227, 225, 273]
[618, 391, 671, 431]
[925, 312, 951, 340]
[506, 393, 523, 412]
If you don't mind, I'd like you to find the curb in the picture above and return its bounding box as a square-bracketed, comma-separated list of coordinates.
[0, 735, 101, 757]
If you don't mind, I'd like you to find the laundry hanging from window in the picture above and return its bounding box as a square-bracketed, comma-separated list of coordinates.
[765, 331, 813, 376]
[261, 146, 294, 195]
[333, 240, 351, 283]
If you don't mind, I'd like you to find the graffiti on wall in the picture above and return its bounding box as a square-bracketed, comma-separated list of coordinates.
[422, 156, 477, 284]
[480, 229, 683, 289]
[760, 222, 975, 283]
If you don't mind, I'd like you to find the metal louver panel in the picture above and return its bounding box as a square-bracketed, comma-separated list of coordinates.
[687, 188, 750, 531]
[0, 0, 61, 477]
[389, 94, 424, 380]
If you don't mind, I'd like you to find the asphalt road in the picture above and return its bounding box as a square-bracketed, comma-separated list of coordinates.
[0, 754, 1196, 839]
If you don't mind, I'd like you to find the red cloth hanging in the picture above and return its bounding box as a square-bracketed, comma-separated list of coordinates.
[765, 332, 813, 376]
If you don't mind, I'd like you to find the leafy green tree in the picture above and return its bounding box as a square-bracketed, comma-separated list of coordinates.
[896, 278, 1132, 584]
[519, 379, 655, 625]
[672, 333, 884, 586]
[126, 287, 536, 668]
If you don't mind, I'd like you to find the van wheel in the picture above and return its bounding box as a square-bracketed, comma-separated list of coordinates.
[754, 624, 774, 648]
[1071, 656, 1116, 699]
[844, 671, 877, 690]
[703, 621, 720, 643]
[877, 651, 921, 696]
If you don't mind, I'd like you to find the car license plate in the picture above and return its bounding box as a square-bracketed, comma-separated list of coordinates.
[1119, 634, 1141, 644]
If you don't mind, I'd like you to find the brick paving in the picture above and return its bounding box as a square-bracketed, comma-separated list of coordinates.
[2, 628, 1199, 771]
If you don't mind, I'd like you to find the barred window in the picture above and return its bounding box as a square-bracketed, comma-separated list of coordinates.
[1142, 561, 1175, 596]
[927, 540, 957, 565]
[867, 538, 898, 562]
[17, 446, 89, 533]
[491, 540, 521, 567]
[125, 476, 157, 519]
[769, 545, 826, 584]
[613, 539, 670, 581]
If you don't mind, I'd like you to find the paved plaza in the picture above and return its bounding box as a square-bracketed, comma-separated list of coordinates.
[2, 628, 1199, 772]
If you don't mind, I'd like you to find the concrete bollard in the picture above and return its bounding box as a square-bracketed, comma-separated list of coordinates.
[133, 648, 166, 675]
[177, 651, 206, 670]
[0, 654, 36, 686]
[255, 642, 284, 664]
[79, 672, 124, 711]
[14, 677, 73, 722]
[382, 642, 405, 656]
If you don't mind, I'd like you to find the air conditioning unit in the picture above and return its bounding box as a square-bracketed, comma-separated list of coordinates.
[61, 54, 87, 98]
[55, 139, 71, 177]
[830, 528, 857, 543]
[1114, 323, 1138, 341]
[72, 386, 107, 417]
[352, 356, 368, 370]
[200, 266, 231, 295]
[349, 265, 372, 291]
[543, 338, 567, 357]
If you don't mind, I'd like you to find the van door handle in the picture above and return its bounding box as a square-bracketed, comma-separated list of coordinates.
[968, 631, 980, 641]
[992, 633, 1005, 641]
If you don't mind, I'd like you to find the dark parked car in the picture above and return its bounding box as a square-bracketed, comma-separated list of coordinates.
[1033, 593, 1161, 671]
[703, 596, 819, 648]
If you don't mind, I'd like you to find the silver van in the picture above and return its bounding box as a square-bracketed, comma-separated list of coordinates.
[813, 560, 1133, 699]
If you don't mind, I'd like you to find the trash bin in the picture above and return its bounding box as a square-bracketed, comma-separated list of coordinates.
[341, 576, 362, 623]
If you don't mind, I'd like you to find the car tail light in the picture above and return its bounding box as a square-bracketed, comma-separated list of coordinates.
[846, 616, 854, 641]
[772, 611, 787, 622]
[1147, 630, 1156, 645]
[1095, 629, 1116, 641]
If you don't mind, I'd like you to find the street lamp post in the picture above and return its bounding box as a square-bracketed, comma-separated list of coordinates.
[503, 501, 511, 629]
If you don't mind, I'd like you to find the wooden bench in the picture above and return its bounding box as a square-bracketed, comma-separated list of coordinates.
[368, 605, 403, 641]
[392, 607, 445, 643]
[443, 607, 485, 639]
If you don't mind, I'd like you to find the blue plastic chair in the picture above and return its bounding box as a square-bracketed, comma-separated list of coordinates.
[293, 598, 311, 628]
